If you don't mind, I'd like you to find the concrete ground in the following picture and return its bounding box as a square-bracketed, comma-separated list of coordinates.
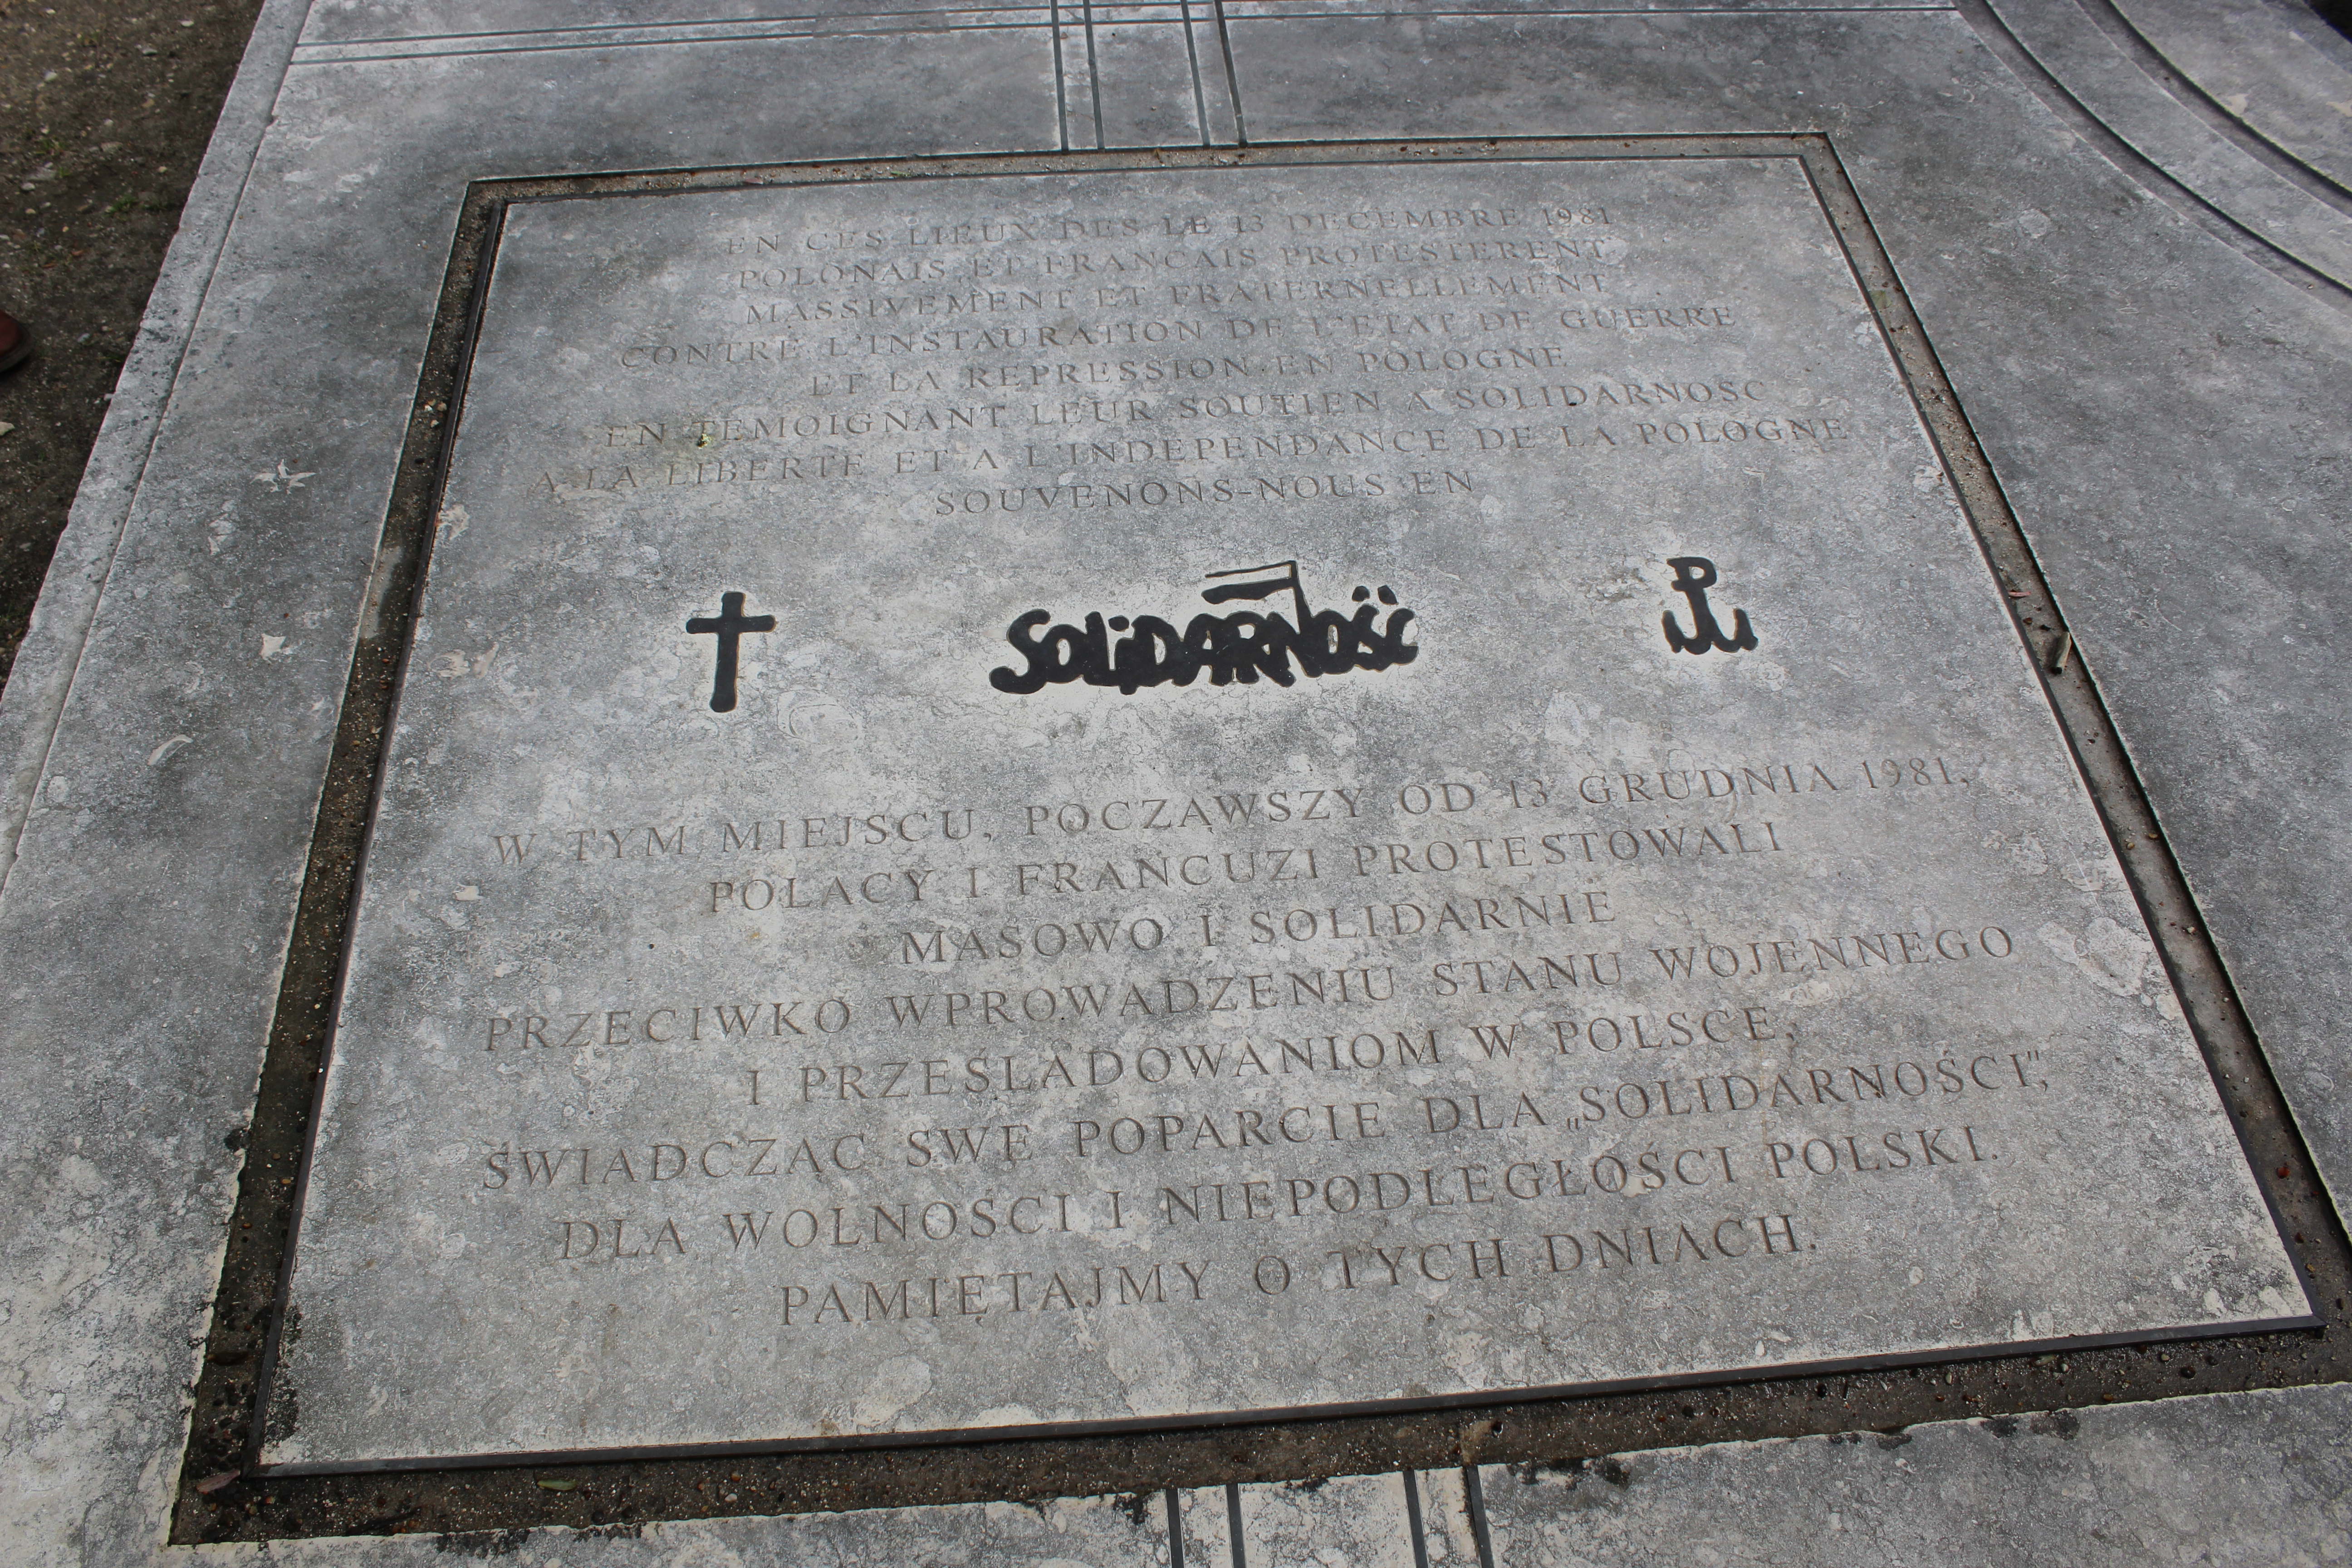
[5, 0, 2352, 1553]
[0, 0, 263, 686]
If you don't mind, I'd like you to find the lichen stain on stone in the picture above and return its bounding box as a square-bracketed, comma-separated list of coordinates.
[261, 1300, 302, 1444]
[262, 1374, 298, 1446]
[429, 1525, 531, 1558]
[1526, 1455, 1635, 1492]
[848, 1353, 934, 1429]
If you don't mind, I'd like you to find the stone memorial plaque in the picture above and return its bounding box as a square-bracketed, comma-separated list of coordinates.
[262, 154, 2305, 1470]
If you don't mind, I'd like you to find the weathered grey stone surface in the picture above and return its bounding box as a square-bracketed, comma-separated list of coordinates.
[269, 153, 2295, 1466]
[0, 0, 312, 880]
[0, 0, 2347, 1558]
[1984, 0, 2352, 285]
[1228, 1470, 1417, 1565]
[2112, 0, 2352, 191]
[1186, 1469, 1488, 1565]
[1483, 1386, 2352, 1565]
[283, 1490, 1181, 1566]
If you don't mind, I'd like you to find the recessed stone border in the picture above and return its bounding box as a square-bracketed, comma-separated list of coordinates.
[166, 133, 2347, 1546]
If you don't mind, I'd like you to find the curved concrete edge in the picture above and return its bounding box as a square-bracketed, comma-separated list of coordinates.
[0, 0, 309, 901]
[2114, 0, 2352, 193]
[1982, 0, 2352, 289]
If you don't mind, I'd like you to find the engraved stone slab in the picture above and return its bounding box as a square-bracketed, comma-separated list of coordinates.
[264, 155, 2305, 1469]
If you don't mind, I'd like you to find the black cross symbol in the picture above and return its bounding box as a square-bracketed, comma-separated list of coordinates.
[685, 591, 775, 712]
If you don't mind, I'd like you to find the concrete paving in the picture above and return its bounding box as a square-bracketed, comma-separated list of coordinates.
[1, 0, 2349, 1563]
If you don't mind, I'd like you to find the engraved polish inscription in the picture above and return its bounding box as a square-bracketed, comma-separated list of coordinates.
[265, 160, 2303, 1468]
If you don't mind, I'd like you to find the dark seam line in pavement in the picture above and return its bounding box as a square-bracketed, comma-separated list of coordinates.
[1083, 0, 1107, 147]
[1179, 0, 1214, 145]
[2075, 0, 2352, 212]
[1465, 1465, 1496, 1568]
[1957, 0, 2352, 310]
[1166, 1488, 1187, 1567]
[0, 0, 308, 902]
[1210, 0, 1249, 141]
[304, 4, 1054, 44]
[1402, 1470, 1431, 1568]
[290, 20, 1064, 61]
[1051, 0, 1073, 148]
[208, 175, 511, 1504]
[1225, 1480, 1247, 1566]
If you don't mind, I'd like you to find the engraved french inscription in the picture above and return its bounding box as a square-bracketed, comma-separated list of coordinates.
[265, 158, 2304, 1467]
